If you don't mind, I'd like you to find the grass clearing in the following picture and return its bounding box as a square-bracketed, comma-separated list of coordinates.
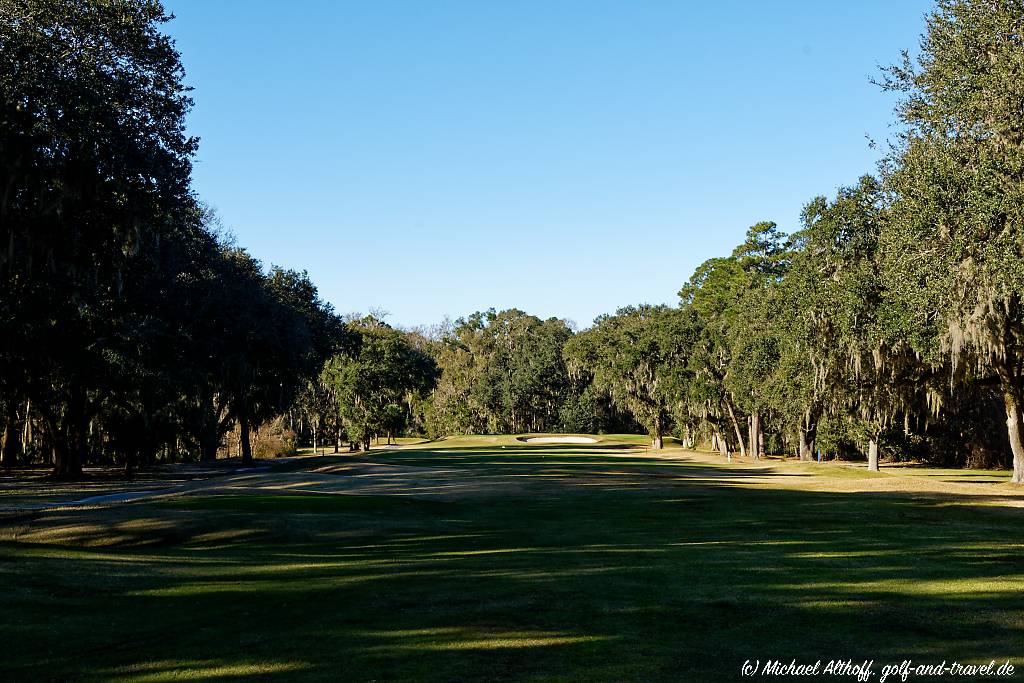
[1, 437, 1022, 681]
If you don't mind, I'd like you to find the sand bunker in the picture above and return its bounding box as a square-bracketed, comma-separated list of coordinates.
[518, 436, 599, 444]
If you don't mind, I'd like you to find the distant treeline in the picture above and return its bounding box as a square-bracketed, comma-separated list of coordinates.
[2, 0, 1024, 481]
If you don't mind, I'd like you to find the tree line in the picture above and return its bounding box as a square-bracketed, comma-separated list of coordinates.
[0, 1, 429, 474]
[2, 0, 1023, 482]
[432, 0, 1024, 483]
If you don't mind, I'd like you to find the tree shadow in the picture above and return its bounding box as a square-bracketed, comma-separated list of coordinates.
[2, 474, 1023, 680]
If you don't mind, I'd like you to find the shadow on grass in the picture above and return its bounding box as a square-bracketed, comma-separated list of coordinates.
[362, 444, 768, 474]
[2, 470, 1024, 681]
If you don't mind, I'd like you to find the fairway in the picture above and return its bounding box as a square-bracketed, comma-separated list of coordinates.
[2, 436, 1022, 681]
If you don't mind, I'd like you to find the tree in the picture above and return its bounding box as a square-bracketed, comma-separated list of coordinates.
[222, 259, 339, 464]
[880, 0, 1024, 480]
[565, 305, 694, 449]
[680, 223, 788, 459]
[424, 309, 576, 436]
[680, 257, 749, 457]
[327, 318, 436, 450]
[725, 222, 789, 460]
[296, 376, 333, 455]
[793, 178, 938, 471]
[0, 0, 196, 475]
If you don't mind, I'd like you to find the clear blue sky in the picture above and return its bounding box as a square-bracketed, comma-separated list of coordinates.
[164, 0, 931, 329]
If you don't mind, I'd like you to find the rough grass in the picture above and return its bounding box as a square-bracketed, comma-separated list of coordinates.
[1, 437, 1022, 681]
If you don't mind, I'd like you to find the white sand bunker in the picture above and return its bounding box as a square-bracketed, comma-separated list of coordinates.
[518, 436, 598, 444]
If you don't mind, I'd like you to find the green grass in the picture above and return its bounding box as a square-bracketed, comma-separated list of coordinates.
[1, 437, 1022, 681]
[168, 493, 459, 516]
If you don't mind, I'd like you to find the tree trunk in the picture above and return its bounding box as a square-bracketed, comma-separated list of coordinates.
[798, 408, 817, 462]
[200, 432, 219, 462]
[199, 393, 223, 463]
[715, 431, 730, 461]
[799, 428, 816, 463]
[758, 425, 766, 459]
[21, 399, 32, 459]
[55, 426, 84, 477]
[651, 414, 664, 449]
[50, 388, 87, 478]
[867, 438, 879, 472]
[726, 402, 747, 458]
[1001, 383, 1024, 483]
[747, 415, 752, 457]
[1, 401, 18, 468]
[749, 412, 761, 460]
[804, 408, 818, 462]
[239, 410, 253, 465]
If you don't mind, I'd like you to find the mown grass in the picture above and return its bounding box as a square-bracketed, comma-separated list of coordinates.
[1, 439, 1022, 681]
[168, 493, 459, 516]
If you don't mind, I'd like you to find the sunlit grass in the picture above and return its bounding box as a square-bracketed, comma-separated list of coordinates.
[104, 660, 308, 682]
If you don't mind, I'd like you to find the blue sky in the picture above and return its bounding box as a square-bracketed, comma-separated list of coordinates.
[164, 0, 932, 329]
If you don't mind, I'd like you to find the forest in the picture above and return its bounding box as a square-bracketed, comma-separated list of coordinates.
[2, 0, 1024, 483]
